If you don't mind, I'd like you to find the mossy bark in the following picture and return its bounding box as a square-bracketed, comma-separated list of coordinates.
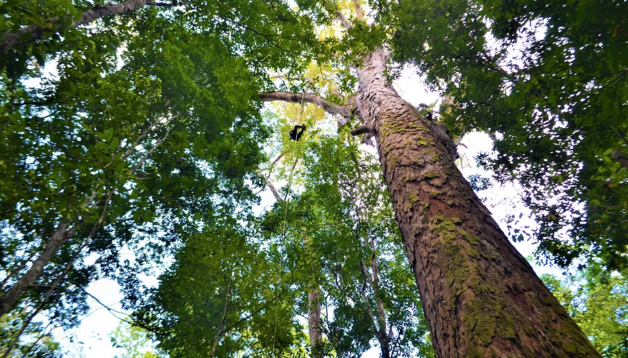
[354, 49, 601, 358]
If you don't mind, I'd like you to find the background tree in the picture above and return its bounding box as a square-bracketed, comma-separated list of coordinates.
[109, 321, 161, 358]
[0, 5, 293, 353]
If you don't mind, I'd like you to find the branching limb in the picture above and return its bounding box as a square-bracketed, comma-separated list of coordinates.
[351, 125, 370, 136]
[259, 92, 354, 125]
[1, 191, 112, 357]
[255, 170, 283, 202]
[352, 0, 365, 20]
[1, 0, 158, 52]
[130, 125, 174, 174]
[336, 11, 354, 29]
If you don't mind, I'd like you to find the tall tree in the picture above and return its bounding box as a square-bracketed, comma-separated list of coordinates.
[541, 263, 628, 357]
[0, 7, 276, 351]
[259, 4, 600, 356]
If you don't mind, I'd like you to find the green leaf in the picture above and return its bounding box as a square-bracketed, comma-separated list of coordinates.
[110, 137, 119, 151]
[105, 128, 114, 142]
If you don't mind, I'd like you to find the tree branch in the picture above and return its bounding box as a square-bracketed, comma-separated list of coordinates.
[1, 0, 155, 52]
[130, 125, 174, 174]
[259, 92, 354, 124]
[611, 150, 628, 169]
[351, 125, 370, 136]
[336, 11, 353, 30]
[255, 170, 283, 202]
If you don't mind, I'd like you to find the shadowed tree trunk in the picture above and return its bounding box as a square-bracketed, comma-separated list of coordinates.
[308, 286, 323, 358]
[306, 234, 323, 358]
[364, 241, 391, 358]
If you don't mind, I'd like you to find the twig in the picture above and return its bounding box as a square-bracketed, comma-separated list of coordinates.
[130, 125, 174, 174]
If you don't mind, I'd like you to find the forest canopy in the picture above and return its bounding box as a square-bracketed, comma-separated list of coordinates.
[0, 0, 627, 357]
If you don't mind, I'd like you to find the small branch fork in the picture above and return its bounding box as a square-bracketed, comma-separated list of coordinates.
[255, 170, 284, 202]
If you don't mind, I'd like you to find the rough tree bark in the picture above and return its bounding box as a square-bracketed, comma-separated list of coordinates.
[353, 48, 600, 358]
[0, 0, 165, 52]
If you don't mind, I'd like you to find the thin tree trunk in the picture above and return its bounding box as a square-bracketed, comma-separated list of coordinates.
[0, 222, 76, 318]
[305, 232, 323, 358]
[0, 0, 159, 52]
[0, 123, 168, 318]
[354, 48, 600, 358]
[308, 286, 323, 358]
[366, 241, 391, 358]
[210, 283, 231, 358]
[1, 251, 36, 290]
[361, 257, 391, 358]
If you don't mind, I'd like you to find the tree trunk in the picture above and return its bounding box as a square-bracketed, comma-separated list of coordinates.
[308, 286, 323, 358]
[306, 233, 323, 358]
[354, 49, 600, 358]
[368, 250, 391, 358]
[0, 222, 75, 318]
[0, 0, 155, 52]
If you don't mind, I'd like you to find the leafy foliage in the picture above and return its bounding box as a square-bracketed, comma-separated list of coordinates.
[541, 263, 628, 357]
[393, 0, 628, 270]
[110, 321, 161, 358]
[0, 310, 61, 357]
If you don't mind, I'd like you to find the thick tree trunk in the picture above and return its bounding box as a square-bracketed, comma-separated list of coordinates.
[0, 222, 75, 318]
[0, 0, 155, 52]
[354, 49, 600, 358]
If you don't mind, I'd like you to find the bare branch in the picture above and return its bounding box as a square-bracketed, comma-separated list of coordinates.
[351, 125, 370, 136]
[130, 125, 174, 174]
[259, 92, 353, 123]
[255, 170, 283, 202]
[336, 11, 354, 30]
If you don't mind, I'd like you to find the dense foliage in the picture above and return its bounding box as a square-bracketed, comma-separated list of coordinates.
[542, 262, 628, 357]
[393, 0, 628, 271]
